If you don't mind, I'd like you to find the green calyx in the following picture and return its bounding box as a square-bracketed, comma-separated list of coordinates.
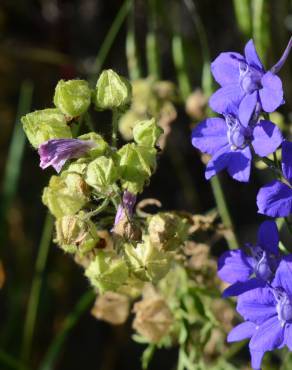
[85, 156, 119, 192]
[117, 143, 157, 193]
[85, 250, 129, 293]
[124, 237, 172, 283]
[21, 108, 72, 148]
[53, 79, 91, 118]
[55, 212, 100, 255]
[95, 69, 132, 111]
[133, 118, 163, 147]
[42, 173, 89, 218]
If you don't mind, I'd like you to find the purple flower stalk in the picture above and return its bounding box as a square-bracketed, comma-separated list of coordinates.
[218, 221, 280, 297]
[114, 191, 137, 226]
[257, 141, 292, 217]
[38, 138, 96, 173]
[228, 256, 292, 369]
[209, 38, 292, 117]
[191, 104, 282, 182]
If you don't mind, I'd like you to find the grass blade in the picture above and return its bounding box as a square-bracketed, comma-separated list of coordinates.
[0, 80, 33, 245]
[38, 290, 95, 370]
[21, 213, 54, 364]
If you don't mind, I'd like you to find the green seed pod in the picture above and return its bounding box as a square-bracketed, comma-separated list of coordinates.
[55, 213, 100, 254]
[133, 118, 163, 147]
[42, 173, 89, 218]
[147, 212, 190, 251]
[85, 250, 129, 293]
[53, 79, 91, 118]
[21, 108, 72, 148]
[95, 69, 132, 110]
[124, 237, 172, 283]
[85, 156, 119, 191]
[117, 143, 157, 193]
[78, 132, 109, 159]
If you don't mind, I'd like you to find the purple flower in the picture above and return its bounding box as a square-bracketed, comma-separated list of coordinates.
[228, 256, 292, 369]
[114, 191, 137, 226]
[191, 104, 283, 182]
[218, 221, 280, 297]
[209, 38, 292, 117]
[257, 141, 292, 217]
[38, 138, 96, 173]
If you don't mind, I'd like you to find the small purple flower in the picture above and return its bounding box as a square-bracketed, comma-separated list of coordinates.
[257, 140, 292, 217]
[114, 191, 137, 226]
[228, 256, 292, 369]
[38, 138, 96, 173]
[209, 38, 292, 118]
[191, 105, 282, 182]
[218, 221, 280, 297]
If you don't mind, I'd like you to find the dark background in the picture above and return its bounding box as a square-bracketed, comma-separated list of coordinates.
[0, 0, 292, 369]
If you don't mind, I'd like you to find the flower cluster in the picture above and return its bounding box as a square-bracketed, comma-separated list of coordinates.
[192, 37, 292, 369]
[219, 221, 292, 369]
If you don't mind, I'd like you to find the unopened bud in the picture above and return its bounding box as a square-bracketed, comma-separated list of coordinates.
[53, 79, 91, 118]
[21, 108, 72, 148]
[95, 69, 132, 111]
[91, 292, 130, 325]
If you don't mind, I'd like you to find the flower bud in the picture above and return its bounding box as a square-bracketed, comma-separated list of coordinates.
[53, 79, 91, 118]
[95, 69, 132, 111]
[21, 108, 72, 148]
[147, 212, 190, 251]
[124, 237, 172, 283]
[55, 213, 100, 254]
[85, 156, 119, 192]
[133, 118, 163, 147]
[85, 250, 129, 293]
[132, 289, 173, 342]
[42, 173, 89, 218]
[78, 132, 109, 159]
[117, 143, 157, 193]
[91, 292, 130, 325]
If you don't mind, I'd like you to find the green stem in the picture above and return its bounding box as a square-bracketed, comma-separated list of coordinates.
[38, 290, 95, 370]
[20, 213, 54, 365]
[0, 350, 29, 370]
[0, 81, 34, 247]
[146, 0, 160, 79]
[126, 0, 142, 80]
[83, 198, 110, 220]
[233, 0, 252, 39]
[171, 34, 192, 101]
[112, 109, 120, 148]
[89, 0, 131, 85]
[183, 0, 238, 249]
[210, 176, 239, 249]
